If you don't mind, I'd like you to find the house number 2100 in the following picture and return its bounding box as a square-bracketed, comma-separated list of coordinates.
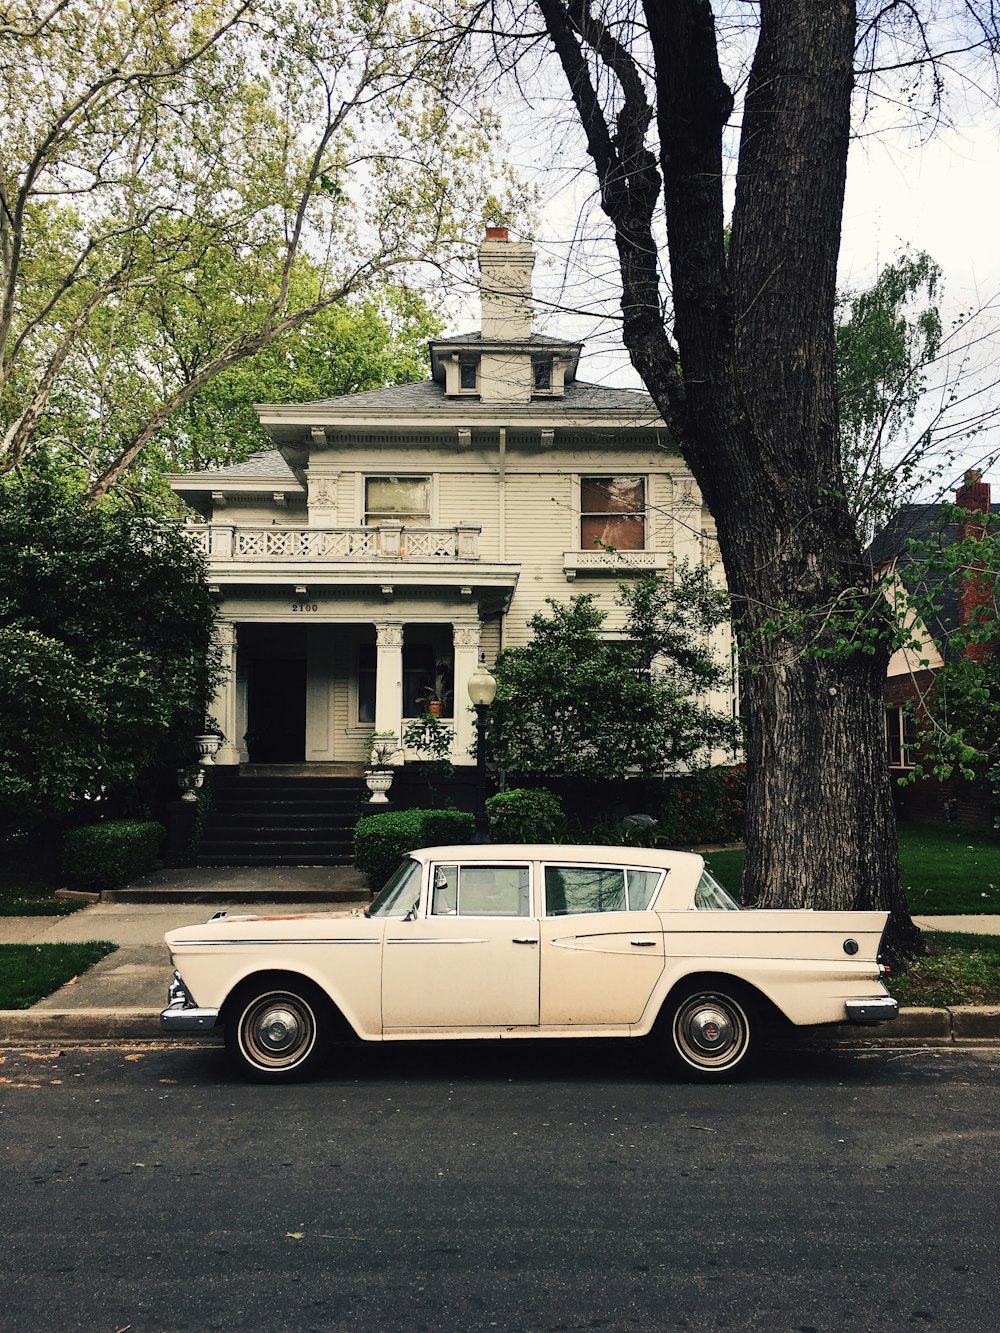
[291, 603, 319, 612]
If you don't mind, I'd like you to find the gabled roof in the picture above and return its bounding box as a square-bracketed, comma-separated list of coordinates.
[868, 500, 1000, 654]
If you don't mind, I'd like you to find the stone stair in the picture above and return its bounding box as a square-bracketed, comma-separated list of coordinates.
[195, 772, 365, 866]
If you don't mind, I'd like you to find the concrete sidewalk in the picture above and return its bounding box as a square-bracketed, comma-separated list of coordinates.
[1, 897, 998, 1045]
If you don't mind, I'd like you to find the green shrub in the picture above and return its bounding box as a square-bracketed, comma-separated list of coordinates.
[63, 819, 165, 889]
[487, 787, 565, 842]
[354, 807, 474, 887]
[657, 765, 746, 847]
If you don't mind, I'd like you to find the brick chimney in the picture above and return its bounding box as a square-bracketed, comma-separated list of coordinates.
[477, 227, 536, 403]
[955, 470, 995, 663]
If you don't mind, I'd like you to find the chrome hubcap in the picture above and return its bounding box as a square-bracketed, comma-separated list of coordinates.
[673, 993, 749, 1070]
[258, 1007, 301, 1054]
[239, 992, 316, 1071]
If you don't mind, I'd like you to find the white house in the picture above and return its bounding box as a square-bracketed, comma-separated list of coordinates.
[170, 228, 733, 770]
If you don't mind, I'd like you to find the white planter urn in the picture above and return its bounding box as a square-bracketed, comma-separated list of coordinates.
[195, 733, 223, 766]
[364, 769, 395, 804]
[177, 767, 205, 802]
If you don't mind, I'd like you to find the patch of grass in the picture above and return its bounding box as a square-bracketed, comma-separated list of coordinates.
[704, 822, 1000, 915]
[0, 894, 86, 917]
[0, 942, 118, 1009]
[895, 823, 1000, 914]
[886, 932, 1000, 1008]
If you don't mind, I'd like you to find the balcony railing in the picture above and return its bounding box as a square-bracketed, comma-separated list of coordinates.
[186, 522, 481, 562]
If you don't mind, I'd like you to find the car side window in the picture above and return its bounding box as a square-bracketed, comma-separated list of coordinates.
[431, 864, 531, 917]
[626, 869, 661, 910]
[545, 866, 626, 915]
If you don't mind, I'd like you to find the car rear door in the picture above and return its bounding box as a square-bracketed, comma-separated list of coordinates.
[539, 862, 665, 1027]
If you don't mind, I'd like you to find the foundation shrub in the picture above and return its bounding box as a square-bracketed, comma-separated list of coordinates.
[63, 819, 165, 889]
[486, 788, 565, 842]
[354, 807, 474, 887]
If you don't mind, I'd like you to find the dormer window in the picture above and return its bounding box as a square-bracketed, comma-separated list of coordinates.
[460, 360, 478, 390]
[533, 358, 553, 391]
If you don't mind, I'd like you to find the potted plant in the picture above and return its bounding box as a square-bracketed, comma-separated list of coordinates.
[418, 661, 454, 718]
[364, 731, 399, 804]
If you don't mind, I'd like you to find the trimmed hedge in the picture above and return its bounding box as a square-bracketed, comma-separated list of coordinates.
[486, 787, 564, 842]
[657, 764, 746, 847]
[354, 807, 474, 888]
[63, 819, 165, 890]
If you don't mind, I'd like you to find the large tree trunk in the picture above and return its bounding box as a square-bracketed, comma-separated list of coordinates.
[534, 0, 922, 963]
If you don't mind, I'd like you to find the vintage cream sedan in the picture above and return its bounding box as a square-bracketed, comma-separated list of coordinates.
[161, 844, 898, 1082]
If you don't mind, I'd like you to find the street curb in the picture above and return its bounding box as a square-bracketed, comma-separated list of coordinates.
[2, 1006, 1000, 1046]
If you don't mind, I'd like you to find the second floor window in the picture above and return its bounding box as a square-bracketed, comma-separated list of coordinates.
[365, 476, 430, 525]
[580, 476, 646, 551]
[885, 705, 918, 769]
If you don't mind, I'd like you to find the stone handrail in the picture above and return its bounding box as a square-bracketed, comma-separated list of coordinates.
[185, 523, 481, 561]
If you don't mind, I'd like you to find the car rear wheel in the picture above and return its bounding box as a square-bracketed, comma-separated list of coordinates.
[659, 984, 757, 1082]
[226, 981, 329, 1082]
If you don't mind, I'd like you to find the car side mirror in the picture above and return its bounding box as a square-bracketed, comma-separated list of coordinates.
[403, 905, 418, 922]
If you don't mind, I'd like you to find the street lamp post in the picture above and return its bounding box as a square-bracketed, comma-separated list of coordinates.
[467, 658, 497, 844]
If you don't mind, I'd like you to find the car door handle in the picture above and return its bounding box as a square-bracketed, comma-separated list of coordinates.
[512, 937, 537, 945]
[630, 939, 656, 947]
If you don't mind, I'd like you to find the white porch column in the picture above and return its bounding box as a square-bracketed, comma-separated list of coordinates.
[374, 621, 404, 763]
[452, 622, 482, 761]
[210, 621, 241, 765]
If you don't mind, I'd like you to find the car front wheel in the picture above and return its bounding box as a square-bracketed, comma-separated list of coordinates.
[226, 981, 328, 1082]
[659, 984, 756, 1082]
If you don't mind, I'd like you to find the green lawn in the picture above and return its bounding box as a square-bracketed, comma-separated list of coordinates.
[0, 942, 118, 1009]
[0, 894, 86, 917]
[886, 932, 1000, 1007]
[704, 822, 1000, 915]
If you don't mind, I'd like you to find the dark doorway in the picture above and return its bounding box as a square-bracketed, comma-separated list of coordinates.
[246, 658, 306, 762]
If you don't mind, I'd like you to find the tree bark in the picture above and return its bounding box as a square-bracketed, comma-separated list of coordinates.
[536, 0, 922, 963]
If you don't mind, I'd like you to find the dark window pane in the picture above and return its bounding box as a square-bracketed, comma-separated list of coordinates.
[533, 360, 552, 390]
[358, 643, 376, 725]
[580, 477, 645, 514]
[581, 514, 645, 551]
[885, 708, 902, 766]
[460, 362, 477, 389]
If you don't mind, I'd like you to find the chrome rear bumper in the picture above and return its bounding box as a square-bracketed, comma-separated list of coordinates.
[845, 996, 899, 1024]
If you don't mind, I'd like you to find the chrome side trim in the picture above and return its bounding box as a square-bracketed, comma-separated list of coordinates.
[845, 996, 899, 1024]
[176, 937, 380, 947]
[386, 937, 488, 945]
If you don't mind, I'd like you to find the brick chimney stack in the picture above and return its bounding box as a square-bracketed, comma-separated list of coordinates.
[955, 470, 995, 663]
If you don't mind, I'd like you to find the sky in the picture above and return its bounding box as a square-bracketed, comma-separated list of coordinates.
[443, 28, 1000, 500]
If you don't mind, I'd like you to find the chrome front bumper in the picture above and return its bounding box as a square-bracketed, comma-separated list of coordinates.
[845, 996, 899, 1025]
[160, 971, 220, 1033]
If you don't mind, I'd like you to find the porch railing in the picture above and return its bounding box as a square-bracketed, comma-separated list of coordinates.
[185, 523, 481, 561]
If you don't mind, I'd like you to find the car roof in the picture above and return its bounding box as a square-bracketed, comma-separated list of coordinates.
[410, 844, 704, 871]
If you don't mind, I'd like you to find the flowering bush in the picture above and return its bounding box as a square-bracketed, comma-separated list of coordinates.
[657, 765, 746, 847]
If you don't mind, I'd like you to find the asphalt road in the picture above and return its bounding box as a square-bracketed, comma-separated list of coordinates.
[2, 1040, 998, 1333]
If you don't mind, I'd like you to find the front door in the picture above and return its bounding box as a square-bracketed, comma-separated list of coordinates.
[381, 860, 539, 1029]
[246, 659, 306, 762]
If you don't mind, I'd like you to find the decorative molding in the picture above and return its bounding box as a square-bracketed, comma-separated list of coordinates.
[214, 621, 238, 649]
[457, 428, 472, 449]
[376, 623, 404, 649]
[453, 624, 481, 650]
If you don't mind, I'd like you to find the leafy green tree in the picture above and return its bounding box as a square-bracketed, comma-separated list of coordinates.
[489, 569, 738, 781]
[0, 0, 524, 496]
[0, 472, 221, 827]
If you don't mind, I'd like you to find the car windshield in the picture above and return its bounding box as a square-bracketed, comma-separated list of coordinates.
[692, 868, 740, 911]
[366, 859, 423, 918]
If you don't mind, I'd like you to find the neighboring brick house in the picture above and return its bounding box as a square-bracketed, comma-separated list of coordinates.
[868, 472, 998, 828]
[169, 229, 734, 772]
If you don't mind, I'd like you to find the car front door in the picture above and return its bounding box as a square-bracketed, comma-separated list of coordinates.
[539, 863, 665, 1026]
[381, 860, 539, 1030]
